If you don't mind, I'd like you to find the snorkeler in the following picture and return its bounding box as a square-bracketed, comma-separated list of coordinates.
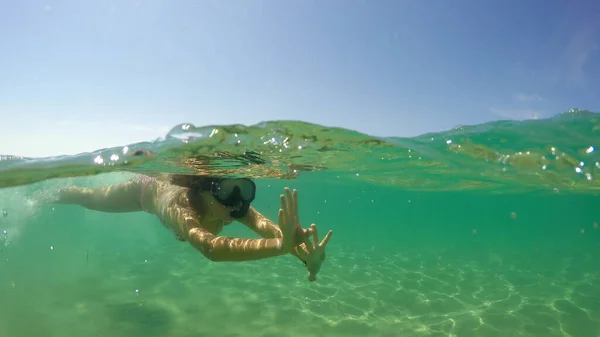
[54, 174, 332, 282]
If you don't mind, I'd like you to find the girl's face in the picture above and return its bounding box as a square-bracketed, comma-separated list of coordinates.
[197, 191, 235, 221]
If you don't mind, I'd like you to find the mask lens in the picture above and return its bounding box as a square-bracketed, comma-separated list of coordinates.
[216, 179, 255, 202]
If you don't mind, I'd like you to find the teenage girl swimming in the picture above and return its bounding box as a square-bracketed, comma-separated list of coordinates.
[55, 174, 332, 281]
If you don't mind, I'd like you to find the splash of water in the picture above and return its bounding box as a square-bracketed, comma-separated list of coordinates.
[0, 109, 599, 194]
[0, 185, 44, 246]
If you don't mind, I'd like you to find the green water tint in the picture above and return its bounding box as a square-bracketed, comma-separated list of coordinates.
[1, 109, 599, 337]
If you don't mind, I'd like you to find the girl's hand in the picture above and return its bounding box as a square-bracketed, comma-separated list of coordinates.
[295, 223, 333, 282]
[278, 187, 302, 253]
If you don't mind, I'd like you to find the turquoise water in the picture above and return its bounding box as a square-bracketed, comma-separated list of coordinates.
[1, 109, 599, 337]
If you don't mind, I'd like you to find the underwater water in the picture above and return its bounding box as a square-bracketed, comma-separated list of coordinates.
[1, 109, 599, 337]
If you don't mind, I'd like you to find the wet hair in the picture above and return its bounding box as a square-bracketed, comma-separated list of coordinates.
[169, 174, 214, 191]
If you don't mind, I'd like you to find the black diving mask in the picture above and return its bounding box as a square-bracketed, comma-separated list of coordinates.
[206, 178, 256, 218]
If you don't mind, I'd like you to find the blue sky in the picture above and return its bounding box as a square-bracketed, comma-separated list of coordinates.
[0, 0, 598, 157]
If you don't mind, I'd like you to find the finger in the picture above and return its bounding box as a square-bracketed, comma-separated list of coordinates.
[311, 224, 319, 247]
[301, 227, 313, 252]
[303, 227, 313, 239]
[319, 230, 333, 247]
[292, 188, 299, 223]
[280, 194, 288, 221]
[277, 209, 284, 228]
[284, 187, 293, 217]
[296, 244, 309, 260]
[294, 225, 306, 246]
[302, 233, 313, 253]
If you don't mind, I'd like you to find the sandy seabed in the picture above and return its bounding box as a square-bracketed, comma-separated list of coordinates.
[1, 243, 599, 337]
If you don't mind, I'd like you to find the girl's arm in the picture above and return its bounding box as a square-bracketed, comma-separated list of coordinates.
[239, 206, 310, 263]
[55, 180, 143, 213]
[239, 206, 283, 238]
[172, 205, 289, 262]
[186, 226, 287, 262]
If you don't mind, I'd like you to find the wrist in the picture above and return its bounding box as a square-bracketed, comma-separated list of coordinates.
[277, 237, 294, 254]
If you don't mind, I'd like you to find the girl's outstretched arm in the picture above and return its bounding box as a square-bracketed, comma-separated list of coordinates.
[239, 206, 311, 263]
[173, 205, 288, 261]
[55, 180, 143, 213]
[186, 225, 287, 262]
[239, 206, 283, 238]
